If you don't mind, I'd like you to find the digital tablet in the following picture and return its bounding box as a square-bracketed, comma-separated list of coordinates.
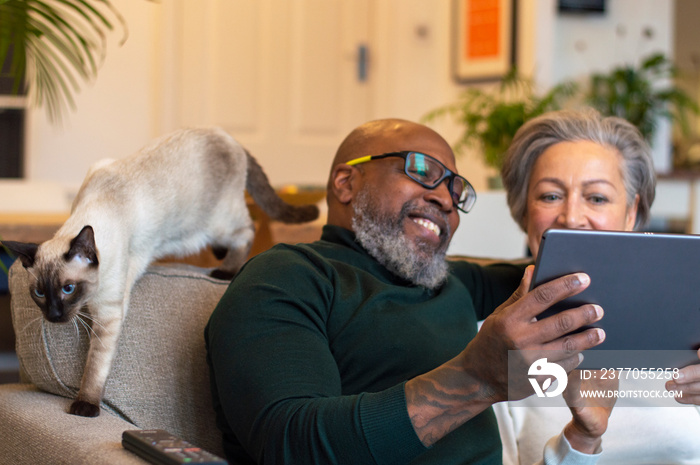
[531, 229, 700, 368]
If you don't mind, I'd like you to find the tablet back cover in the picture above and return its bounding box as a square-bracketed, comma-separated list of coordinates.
[532, 229, 700, 367]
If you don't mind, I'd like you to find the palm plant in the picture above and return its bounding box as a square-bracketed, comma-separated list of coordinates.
[586, 52, 699, 142]
[0, 0, 127, 123]
[423, 69, 577, 171]
[0, 243, 9, 275]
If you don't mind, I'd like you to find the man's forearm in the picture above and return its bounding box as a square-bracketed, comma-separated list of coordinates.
[405, 356, 495, 446]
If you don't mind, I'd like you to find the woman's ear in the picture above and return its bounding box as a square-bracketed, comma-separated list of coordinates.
[330, 163, 359, 205]
[625, 194, 640, 231]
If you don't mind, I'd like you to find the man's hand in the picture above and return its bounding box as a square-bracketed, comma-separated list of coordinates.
[665, 349, 700, 405]
[405, 266, 605, 447]
[463, 265, 605, 403]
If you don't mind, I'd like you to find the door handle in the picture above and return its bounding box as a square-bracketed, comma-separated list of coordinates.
[357, 44, 368, 82]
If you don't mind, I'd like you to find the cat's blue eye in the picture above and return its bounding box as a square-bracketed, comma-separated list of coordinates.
[33, 289, 45, 298]
[62, 284, 76, 295]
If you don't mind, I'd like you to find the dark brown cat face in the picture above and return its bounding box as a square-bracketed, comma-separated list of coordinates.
[4, 225, 100, 323]
[29, 266, 97, 323]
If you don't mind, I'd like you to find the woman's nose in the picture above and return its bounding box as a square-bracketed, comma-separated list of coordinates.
[557, 198, 587, 229]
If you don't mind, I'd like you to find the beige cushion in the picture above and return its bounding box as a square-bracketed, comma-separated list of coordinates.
[9, 261, 229, 456]
[0, 384, 147, 465]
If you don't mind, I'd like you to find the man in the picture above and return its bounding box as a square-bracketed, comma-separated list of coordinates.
[205, 119, 605, 464]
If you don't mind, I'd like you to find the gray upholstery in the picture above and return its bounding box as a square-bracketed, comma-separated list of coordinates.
[0, 384, 146, 464]
[0, 261, 230, 464]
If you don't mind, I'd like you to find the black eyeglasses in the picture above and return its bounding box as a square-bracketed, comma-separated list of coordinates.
[346, 151, 476, 213]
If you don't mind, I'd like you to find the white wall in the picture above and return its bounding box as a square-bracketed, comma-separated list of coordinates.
[370, 0, 539, 192]
[533, 0, 674, 171]
[25, 0, 162, 191]
[21, 0, 676, 192]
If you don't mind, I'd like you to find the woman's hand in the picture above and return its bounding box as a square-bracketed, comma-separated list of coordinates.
[562, 370, 618, 454]
[665, 349, 700, 405]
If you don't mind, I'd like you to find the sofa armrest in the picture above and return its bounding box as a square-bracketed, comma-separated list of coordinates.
[0, 383, 148, 465]
[9, 262, 229, 455]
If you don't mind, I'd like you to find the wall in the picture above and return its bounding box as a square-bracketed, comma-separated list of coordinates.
[674, 0, 700, 139]
[24, 0, 162, 191]
[21, 0, 676, 192]
[371, 0, 538, 191]
[367, 0, 675, 183]
[537, 0, 674, 172]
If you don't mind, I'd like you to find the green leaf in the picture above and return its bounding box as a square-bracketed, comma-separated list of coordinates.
[0, 237, 12, 276]
[0, 0, 128, 124]
[585, 52, 698, 141]
[422, 70, 578, 169]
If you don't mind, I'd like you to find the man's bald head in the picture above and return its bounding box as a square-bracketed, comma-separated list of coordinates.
[325, 118, 457, 230]
[323, 118, 460, 288]
[329, 118, 453, 170]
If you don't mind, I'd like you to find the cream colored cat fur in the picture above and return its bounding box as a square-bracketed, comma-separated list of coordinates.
[3, 127, 318, 417]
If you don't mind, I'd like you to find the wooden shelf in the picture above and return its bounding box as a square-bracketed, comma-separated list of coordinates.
[0, 213, 68, 244]
[0, 95, 27, 109]
[0, 189, 326, 265]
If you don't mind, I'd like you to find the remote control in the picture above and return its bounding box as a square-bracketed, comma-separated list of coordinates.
[122, 429, 228, 465]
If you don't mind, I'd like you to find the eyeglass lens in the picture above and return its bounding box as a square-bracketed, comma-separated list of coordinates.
[406, 153, 442, 185]
[406, 152, 470, 207]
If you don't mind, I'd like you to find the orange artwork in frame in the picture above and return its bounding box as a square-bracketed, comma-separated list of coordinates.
[452, 0, 515, 82]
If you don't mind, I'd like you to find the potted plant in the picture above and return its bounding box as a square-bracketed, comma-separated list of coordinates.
[0, 0, 128, 123]
[0, 245, 9, 275]
[585, 52, 699, 144]
[423, 69, 577, 185]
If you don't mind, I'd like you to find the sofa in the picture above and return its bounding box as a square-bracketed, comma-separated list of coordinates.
[0, 260, 231, 464]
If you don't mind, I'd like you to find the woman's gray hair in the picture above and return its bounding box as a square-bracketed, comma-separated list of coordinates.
[501, 108, 656, 231]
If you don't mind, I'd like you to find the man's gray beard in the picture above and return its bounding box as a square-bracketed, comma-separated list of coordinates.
[352, 189, 450, 290]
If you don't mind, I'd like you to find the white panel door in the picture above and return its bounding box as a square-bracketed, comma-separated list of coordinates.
[170, 0, 372, 187]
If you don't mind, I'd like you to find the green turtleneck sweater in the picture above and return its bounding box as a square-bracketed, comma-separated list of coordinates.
[206, 225, 524, 464]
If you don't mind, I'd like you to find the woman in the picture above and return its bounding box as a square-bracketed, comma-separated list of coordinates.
[498, 109, 700, 464]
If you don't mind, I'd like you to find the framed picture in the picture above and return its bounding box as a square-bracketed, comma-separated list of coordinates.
[452, 0, 515, 82]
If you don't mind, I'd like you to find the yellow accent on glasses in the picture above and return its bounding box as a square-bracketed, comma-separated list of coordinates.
[345, 151, 476, 213]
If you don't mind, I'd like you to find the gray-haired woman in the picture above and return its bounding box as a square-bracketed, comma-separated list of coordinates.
[495, 108, 700, 464]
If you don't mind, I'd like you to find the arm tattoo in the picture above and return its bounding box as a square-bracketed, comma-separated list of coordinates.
[405, 362, 495, 447]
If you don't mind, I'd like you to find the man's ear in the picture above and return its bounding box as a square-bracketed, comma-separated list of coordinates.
[330, 163, 359, 205]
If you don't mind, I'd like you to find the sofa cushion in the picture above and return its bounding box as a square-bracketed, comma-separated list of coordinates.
[0, 384, 147, 465]
[9, 261, 230, 456]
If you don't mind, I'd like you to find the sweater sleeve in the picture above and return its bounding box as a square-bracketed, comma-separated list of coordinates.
[205, 246, 426, 465]
[449, 260, 527, 320]
[542, 433, 602, 465]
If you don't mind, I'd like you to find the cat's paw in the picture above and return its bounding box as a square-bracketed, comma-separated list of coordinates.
[69, 399, 101, 417]
[210, 268, 235, 280]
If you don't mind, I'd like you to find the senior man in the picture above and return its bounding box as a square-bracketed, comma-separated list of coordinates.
[205, 118, 605, 464]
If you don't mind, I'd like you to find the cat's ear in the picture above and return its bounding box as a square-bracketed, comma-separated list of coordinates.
[65, 226, 99, 267]
[1, 241, 39, 268]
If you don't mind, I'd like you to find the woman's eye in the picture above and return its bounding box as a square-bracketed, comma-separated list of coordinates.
[33, 289, 45, 298]
[62, 284, 76, 295]
[540, 193, 561, 202]
[588, 195, 608, 205]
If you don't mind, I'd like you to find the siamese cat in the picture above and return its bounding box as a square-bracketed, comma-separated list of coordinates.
[3, 127, 319, 417]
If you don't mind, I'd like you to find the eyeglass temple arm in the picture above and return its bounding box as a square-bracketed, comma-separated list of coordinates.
[345, 155, 372, 166]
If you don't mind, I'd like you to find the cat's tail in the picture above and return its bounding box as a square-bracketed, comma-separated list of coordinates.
[245, 151, 320, 223]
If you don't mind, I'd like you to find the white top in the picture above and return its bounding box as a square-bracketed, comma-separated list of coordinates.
[496, 396, 700, 464]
